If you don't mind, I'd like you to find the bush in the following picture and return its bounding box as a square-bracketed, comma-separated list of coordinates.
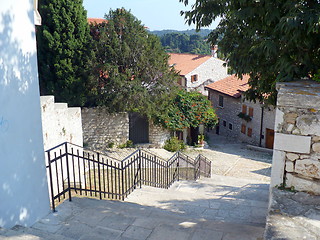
[107, 142, 115, 148]
[118, 140, 134, 149]
[163, 137, 186, 152]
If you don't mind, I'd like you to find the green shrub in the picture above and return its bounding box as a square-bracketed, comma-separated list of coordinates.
[118, 140, 134, 149]
[163, 137, 185, 152]
[107, 142, 115, 148]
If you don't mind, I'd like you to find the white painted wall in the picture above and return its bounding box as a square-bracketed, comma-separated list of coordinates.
[185, 57, 228, 95]
[0, 0, 50, 228]
[41, 96, 83, 151]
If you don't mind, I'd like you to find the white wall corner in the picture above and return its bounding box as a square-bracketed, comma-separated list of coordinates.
[34, 0, 41, 25]
[270, 150, 286, 187]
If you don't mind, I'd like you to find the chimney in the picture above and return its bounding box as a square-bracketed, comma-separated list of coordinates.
[211, 45, 218, 58]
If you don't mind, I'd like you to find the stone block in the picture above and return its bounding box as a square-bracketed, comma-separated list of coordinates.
[295, 159, 320, 179]
[286, 173, 320, 194]
[285, 113, 298, 124]
[296, 114, 320, 136]
[312, 143, 320, 153]
[274, 133, 311, 154]
[313, 136, 320, 142]
[286, 153, 299, 161]
[285, 161, 294, 172]
[270, 150, 286, 187]
[292, 128, 301, 135]
[286, 124, 294, 132]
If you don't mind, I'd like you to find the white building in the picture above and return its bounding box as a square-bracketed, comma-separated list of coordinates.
[0, 0, 50, 228]
[168, 53, 228, 95]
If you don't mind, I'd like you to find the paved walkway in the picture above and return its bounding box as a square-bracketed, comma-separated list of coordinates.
[0, 134, 272, 240]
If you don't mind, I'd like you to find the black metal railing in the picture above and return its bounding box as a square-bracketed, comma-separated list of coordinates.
[46, 142, 211, 211]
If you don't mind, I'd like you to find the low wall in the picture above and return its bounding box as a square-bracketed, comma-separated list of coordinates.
[149, 121, 171, 147]
[271, 81, 320, 194]
[82, 108, 170, 150]
[82, 108, 129, 150]
[41, 96, 83, 150]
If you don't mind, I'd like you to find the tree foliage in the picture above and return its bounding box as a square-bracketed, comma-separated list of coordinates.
[159, 32, 212, 55]
[88, 9, 179, 118]
[157, 90, 218, 131]
[36, 0, 93, 106]
[180, 0, 320, 104]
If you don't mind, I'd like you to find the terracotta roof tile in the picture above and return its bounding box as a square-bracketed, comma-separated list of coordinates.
[206, 74, 250, 98]
[168, 53, 212, 76]
[87, 18, 107, 25]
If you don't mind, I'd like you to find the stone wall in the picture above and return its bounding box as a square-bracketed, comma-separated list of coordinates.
[82, 108, 170, 150]
[82, 108, 129, 150]
[271, 81, 320, 194]
[41, 96, 83, 150]
[209, 91, 241, 139]
[149, 121, 171, 147]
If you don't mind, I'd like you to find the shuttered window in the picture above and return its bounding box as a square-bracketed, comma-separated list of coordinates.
[241, 124, 246, 134]
[242, 105, 247, 114]
[247, 128, 252, 137]
[249, 107, 254, 117]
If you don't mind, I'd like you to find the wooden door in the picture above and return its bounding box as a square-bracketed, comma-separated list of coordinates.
[265, 128, 275, 149]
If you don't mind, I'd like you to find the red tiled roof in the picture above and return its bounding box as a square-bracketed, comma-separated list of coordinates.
[206, 74, 250, 98]
[168, 53, 211, 76]
[87, 18, 107, 25]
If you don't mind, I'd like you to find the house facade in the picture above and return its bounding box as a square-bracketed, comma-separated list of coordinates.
[168, 53, 228, 95]
[206, 75, 276, 149]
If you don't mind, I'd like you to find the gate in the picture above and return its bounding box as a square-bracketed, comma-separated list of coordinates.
[46, 142, 211, 211]
[129, 112, 149, 144]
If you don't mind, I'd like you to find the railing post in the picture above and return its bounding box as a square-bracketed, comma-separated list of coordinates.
[97, 152, 102, 200]
[47, 150, 56, 212]
[121, 160, 125, 200]
[139, 149, 142, 189]
[177, 152, 180, 181]
[65, 143, 72, 202]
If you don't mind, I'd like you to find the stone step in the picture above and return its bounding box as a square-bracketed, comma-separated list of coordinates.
[0, 225, 73, 240]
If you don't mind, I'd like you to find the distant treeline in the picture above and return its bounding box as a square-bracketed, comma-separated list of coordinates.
[150, 29, 213, 55]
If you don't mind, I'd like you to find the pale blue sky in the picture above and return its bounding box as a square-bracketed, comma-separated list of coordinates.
[83, 0, 218, 31]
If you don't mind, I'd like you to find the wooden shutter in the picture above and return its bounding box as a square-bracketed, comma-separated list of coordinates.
[247, 128, 252, 137]
[241, 124, 246, 134]
[242, 105, 247, 114]
[249, 107, 254, 117]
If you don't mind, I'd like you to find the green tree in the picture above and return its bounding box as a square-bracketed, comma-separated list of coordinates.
[36, 0, 93, 106]
[157, 90, 218, 131]
[88, 9, 179, 118]
[180, 0, 320, 104]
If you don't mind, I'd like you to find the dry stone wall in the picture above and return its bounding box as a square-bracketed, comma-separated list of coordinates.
[82, 108, 170, 150]
[271, 81, 320, 194]
[82, 108, 129, 150]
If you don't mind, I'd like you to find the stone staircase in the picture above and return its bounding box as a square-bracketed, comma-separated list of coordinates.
[0, 174, 269, 240]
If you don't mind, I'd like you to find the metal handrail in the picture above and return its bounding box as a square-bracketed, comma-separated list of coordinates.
[46, 142, 211, 211]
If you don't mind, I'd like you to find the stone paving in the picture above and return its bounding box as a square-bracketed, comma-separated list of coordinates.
[0, 134, 272, 240]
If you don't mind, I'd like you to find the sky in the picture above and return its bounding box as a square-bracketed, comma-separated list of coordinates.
[82, 0, 219, 31]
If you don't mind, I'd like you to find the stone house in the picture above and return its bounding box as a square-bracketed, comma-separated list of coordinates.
[168, 53, 228, 96]
[205, 74, 276, 149]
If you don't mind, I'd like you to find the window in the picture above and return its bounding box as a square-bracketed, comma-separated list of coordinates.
[249, 107, 254, 118]
[247, 128, 252, 137]
[242, 105, 247, 114]
[241, 124, 246, 134]
[218, 95, 224, 107]
[191, 74, 198, 82]
[223, 120, 227, 127]
[229, 123, 233, 130]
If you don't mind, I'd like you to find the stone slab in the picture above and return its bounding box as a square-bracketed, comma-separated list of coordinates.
[274, 133, 311, 154]
[295, 159, 320, 179]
